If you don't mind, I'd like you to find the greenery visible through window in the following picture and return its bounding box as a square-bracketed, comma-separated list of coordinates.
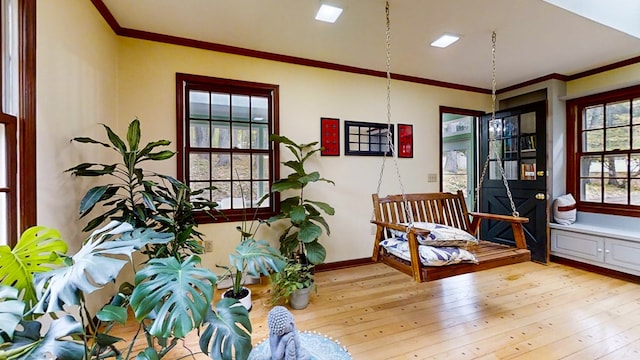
[567, 85, 640, 217]
[177, 74, 279, 222]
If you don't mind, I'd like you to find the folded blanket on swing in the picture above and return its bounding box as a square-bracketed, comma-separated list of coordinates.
[380, 238, 478, 266]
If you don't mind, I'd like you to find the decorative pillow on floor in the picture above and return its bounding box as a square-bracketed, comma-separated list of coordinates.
[389, 222, 478, 247]
[380, 238, 478, 266]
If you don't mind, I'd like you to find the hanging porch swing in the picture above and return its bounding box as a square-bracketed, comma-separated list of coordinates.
[370, 2, 531, 283]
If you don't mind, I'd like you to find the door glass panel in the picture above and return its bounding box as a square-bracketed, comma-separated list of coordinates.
[441, 113, 475, 209]
[504, 160, 518, 180]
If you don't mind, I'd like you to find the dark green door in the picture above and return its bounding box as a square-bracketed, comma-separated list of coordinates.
[479, 101, 548, 263]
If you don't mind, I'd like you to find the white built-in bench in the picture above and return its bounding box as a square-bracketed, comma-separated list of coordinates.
[550, 212, 640, 276]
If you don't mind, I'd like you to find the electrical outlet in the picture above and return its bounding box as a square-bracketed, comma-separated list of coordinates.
[204, 240, 214, 253]
[427, 173, 438, 182]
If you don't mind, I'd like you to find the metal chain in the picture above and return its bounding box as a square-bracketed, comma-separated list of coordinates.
[373, 2, 415, 226]
[474, 32, 519, 217]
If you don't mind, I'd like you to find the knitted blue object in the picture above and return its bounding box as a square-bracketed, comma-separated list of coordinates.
[267, 306, 310, 360]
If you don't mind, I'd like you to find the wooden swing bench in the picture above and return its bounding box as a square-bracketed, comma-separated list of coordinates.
[372, 190, 531, 282]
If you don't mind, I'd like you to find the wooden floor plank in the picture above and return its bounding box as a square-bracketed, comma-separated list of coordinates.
[109, 262, 640, 359]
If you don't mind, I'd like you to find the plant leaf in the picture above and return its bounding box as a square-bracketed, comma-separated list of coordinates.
[71, 137, 111, 147]
[289, 205, 306, 224]
[79, 185, 110, 216]
[103, 123, 127, 154]
[304, 241, 327, 265]
[229, 239, 285, 278]
[305, 199, 335, 216]
[136, 348, 160, 360]
[271, 179, 302, 192]
[145, 150, 175, 161]
[199, 298, 252, 360]
[8, 316, 85, 360]
[96, 304, 128, 325]
[130, 255, 217, 339]
[0, 285, 24, 339]
[33, 222, 172, 313]
[127, 118, 141, 151]
[0, 226, 68, 308]
[298, 221, 322, 244]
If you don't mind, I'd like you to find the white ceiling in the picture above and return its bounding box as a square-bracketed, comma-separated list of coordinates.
[100, 0, 640, 91]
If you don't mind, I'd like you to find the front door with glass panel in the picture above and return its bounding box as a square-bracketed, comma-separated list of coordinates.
[479, 101, 548, 263]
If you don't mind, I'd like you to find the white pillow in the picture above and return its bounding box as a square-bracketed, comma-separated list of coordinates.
[389, 222, 478, 247]
[553, 194, 576, 225]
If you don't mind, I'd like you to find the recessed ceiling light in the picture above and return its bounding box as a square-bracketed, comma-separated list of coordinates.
[315, 4, 343, 23]
[430, 33, 460, 48]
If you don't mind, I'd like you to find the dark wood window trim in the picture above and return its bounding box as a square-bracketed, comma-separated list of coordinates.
[566, 85, 640, 217]
[176, 73, 279, 223]
[0, 0, 36, 246]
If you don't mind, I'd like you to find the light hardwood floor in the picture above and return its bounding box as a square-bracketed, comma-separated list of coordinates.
[115, 261, 640, 359]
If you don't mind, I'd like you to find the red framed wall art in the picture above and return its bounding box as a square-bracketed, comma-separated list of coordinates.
[320, 117, 340, 156]
[398, 124, 413, 158]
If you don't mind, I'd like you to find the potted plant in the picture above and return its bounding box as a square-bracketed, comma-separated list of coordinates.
[25, 118, 260, 359]
[268, 134, 335, 266]
[270, 262, 315, 309]
[65, 118, 217, 260]
[218, 215, 286, 310]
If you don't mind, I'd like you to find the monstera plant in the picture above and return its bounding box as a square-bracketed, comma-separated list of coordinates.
[0, 222, 253, 359]
[268, 134, 335, 265]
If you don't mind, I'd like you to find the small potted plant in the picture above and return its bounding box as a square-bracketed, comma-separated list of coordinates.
[270, 262, 315, 310]
[218, 220, 286, 310]
[218, 185, 286, 310]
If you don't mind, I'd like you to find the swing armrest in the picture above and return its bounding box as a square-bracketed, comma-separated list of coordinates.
[469, 212, 529, 223]
[468, 212, 528, 249]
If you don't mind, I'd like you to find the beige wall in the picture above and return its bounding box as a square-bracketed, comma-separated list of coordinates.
[116, 37, 490, 270]
[567, 63, 640, 98]
[36, 0, 119, 250]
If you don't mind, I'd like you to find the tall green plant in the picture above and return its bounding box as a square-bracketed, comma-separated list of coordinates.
[268, 134, 335, 265]
[66, 119, 217, 259]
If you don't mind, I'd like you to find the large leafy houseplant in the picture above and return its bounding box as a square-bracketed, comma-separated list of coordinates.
[268, 134, 335, 265]
[65, 118, 217, 260]
[0, 222, 254, 360]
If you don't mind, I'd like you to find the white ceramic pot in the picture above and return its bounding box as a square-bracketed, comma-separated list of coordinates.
[222, 287, 252, 311]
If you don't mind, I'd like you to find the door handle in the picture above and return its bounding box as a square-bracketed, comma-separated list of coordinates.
[535, 193, 546, 200]
[536, 171, 545, 177]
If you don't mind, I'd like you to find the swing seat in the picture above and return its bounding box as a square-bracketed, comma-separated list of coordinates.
[371, 190, 530, 282]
